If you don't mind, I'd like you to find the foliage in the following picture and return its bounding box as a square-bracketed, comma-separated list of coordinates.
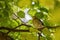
[0, 0, 60, 40]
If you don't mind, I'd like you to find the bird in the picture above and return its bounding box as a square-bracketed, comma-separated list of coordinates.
[32, 16, 44, 31]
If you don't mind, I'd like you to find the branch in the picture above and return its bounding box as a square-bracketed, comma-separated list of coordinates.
[38, 33, 41, 40]
[46, 26, 60, 29]
[7, 24, 32, 34]
[13, 24, 31, 30]
[0, 27, 29, 32]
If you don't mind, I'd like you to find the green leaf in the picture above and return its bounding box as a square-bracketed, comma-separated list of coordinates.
[3, 10, 9, 17]
[17, 11, 25, 18]
[20, 32, 37, 40]
[0, 1, 5, 9]
[28, 9, 37, 16]
[35, 12, 44, 19]
[10, 20, 18, 28]
[19, 25, 29, 30]
[15, 19, 22, 24]
[39, 7, 48, 13]
[40, 37, 46, 40]
[42, 28, 51, 36]
[46, 35, 52, 40]
[42, 28, 52, 40]
[27, 20, 33, 25]
[30, 27, 39, 33]
[43, 20, 51, 26]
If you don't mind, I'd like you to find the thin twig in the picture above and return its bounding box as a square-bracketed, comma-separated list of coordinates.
[38, 33, 41, 40]
[13, 13, 24, 23]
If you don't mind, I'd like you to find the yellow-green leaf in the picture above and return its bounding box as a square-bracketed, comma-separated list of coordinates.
[17, 11, 25, 18]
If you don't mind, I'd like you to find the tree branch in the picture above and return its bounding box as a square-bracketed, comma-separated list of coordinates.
[7, 24, 31, 34]
[13, 24, 31, 30]
[38, 33, 41, 40]
[46, 26, 60, 29]
[0, 24, 32, 32]
[0, 27, 29, 32]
